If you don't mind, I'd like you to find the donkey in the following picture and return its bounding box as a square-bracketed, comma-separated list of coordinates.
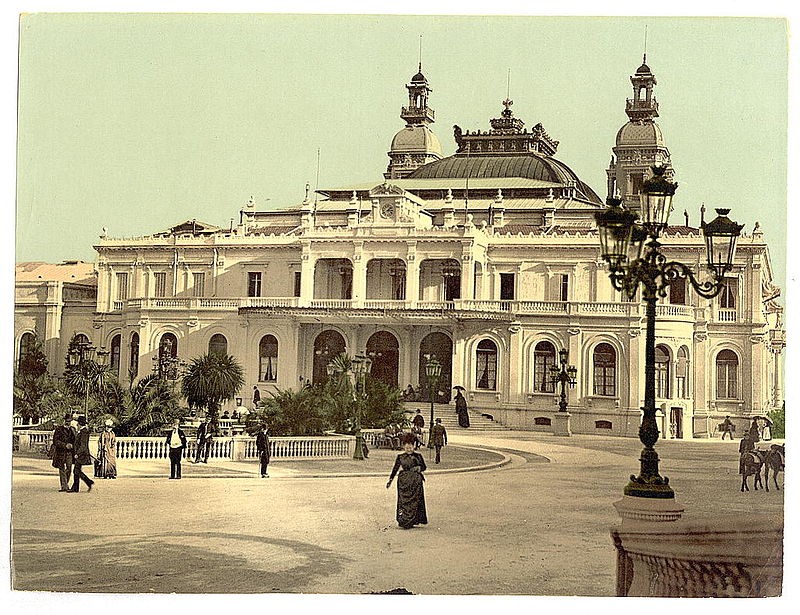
[740, 449, 765, 492]
[763, 444, 785, 492]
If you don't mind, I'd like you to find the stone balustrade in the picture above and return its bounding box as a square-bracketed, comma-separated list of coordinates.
[15, 431, 352, 461]
[611, 514, 783, 597]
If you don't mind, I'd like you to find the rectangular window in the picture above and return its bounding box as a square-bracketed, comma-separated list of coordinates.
[717, 364, 738, 399]
[192, 273, 205, 297]
[499, 273, 515, 300]
[559, 274, 569, 302]
[248, 272, 262, 297]
[476, 352, 497, 390]
[669, 279, 686, 305]
[293, 272, 302, 298]
[154, 272, 167, 297]
[631, 173, 644, 195]
[720, 280, 736, 309]
[116, 273, 129, 301]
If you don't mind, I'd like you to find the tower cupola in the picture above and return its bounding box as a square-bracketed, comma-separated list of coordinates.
[385, 64, 443, 179]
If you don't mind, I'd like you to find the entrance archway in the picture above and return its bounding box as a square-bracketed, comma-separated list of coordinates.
[313, 330, 347, 385]
[366, 331, 399, 387]
[418, 332, 453, 402]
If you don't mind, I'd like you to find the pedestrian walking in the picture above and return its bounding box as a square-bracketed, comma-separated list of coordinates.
[94, 419, 117, 479]
[386, 432, 428, 529]
[738, 433, 755, 475]
[747, 417, 761, 444]
[70, 416, 95, 492]
[195, 415, 214, 463]
[720, 415, 735, 440]
[256, 423, 271, 478]
[431, 418, 447, 464]
[412, 409, 425, 449]
[166, 418, 188, 479]
[455, 390, 470, 428]
[252, 385, 261, 407]
[51, 412, 75, 492]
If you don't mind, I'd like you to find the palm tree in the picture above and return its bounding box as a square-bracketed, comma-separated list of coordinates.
[116, 374, 182, 436]
[181, 353, 244, 425]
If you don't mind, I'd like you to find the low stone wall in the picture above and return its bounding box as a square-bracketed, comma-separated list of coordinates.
[611, 514, 783, 597]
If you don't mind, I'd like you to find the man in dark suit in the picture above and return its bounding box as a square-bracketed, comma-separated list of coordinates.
[166, 418, 188, 479]
[412, 409, 425, 449]
[71, 415, 95, 492]
[195, 416, 214, 463]
[431, 418, 448, 464]
[256, 423, 270, 478]
[52, 412, 75, 492]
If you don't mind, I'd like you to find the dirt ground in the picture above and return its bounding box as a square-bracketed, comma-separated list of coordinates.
[9, 432, 784, 596]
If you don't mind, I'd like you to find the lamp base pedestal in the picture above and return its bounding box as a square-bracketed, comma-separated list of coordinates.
[613, 495, 684, 527]
[552, 412, 572, 436]
[553, 412, 572, 436]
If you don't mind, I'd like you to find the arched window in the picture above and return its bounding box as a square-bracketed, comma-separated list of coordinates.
[18, 332, 35, 373]
[533, 341, 556, 393]
[208, 334, 228, 356]
[593, 343, 616, 396]
[676, 346, 689, 398]
[129, 333, 140, 378]
[655, 345, 670, 398]
[259, 335, 278, 382]
[716, 350, 739, 399]
[476, 339, 498, 390]
[110, 335, 121, 375]
[159, 333, 178, 359]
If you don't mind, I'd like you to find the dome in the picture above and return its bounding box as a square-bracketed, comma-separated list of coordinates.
[636, 62, 652, 75]
[615, 121, 665, 147]
[390, 125, 442, 155]
[408, 152, 602, 203]
[411, 71, 427, 83]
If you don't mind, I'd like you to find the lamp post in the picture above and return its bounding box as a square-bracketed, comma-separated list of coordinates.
[425, 356, 442, 449]
[350, 353, 372, 461]
[550, 348, 577, 413]
[68, 339, 96, 414]
[595, 165, 743, 499]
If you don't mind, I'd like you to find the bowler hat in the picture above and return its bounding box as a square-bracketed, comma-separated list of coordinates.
[77, 415, 87, 426]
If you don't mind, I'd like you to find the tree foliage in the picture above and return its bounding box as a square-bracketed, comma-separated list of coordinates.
[768, 402, 785, 439]
[181, 353, 245, 424]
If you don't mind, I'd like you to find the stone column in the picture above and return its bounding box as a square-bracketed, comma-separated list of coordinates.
[460, 253, 474, 301]
[352, 248, 366, 308]
[299, 246, 314, 307]
[405, 246, 419, 307]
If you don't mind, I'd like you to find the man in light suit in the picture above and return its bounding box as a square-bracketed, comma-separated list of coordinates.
[166, 418, 188, 479]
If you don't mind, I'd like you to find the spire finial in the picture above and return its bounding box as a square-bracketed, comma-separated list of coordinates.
[418, 35, 423, 73]
[643, 25, 648, 64]
[506, 68, 511, 100]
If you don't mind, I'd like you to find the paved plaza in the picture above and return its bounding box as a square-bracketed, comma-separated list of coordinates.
[10, 431, 784, 595]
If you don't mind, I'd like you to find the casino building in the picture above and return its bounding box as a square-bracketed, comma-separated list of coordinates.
[14, 58, 785, 438]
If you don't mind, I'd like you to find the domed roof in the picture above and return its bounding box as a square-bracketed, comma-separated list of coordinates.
[615, 121, 665, 147]
[411, 71, 427, 83]
[390, 125, 442, 155]
[636, 62, 652, 75]
[408, 152, 602, 203]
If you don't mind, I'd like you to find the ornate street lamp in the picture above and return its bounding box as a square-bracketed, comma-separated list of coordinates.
[425, 356, 442, 449]
[68, 339, 97, 414]
[549, 348, 577, 413]
[595, 165, 743, 499]
[350, 352, 372, 461]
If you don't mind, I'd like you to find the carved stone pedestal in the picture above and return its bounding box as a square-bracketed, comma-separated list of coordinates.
[613, 495, 684, 526]
[551, 412, 572, 436]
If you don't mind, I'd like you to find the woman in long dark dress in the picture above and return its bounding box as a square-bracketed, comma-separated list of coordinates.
[386, 433, 428, 529]
[455, 391, 470, 427]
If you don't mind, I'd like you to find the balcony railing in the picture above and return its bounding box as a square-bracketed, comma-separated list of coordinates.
[108, 297, 712, 320]
[717, 308, 738, 322]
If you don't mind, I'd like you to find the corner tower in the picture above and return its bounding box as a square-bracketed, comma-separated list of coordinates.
[606, 56, 674, 209]
[385, 65, 443, 179]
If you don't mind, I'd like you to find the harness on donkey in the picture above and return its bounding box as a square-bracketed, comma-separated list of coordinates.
[740, 444, 785, 492]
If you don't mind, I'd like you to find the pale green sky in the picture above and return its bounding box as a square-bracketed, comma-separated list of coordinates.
[16, 13, 788, 289]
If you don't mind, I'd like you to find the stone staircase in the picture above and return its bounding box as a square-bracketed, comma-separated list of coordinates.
[405, 403, 508, 431]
